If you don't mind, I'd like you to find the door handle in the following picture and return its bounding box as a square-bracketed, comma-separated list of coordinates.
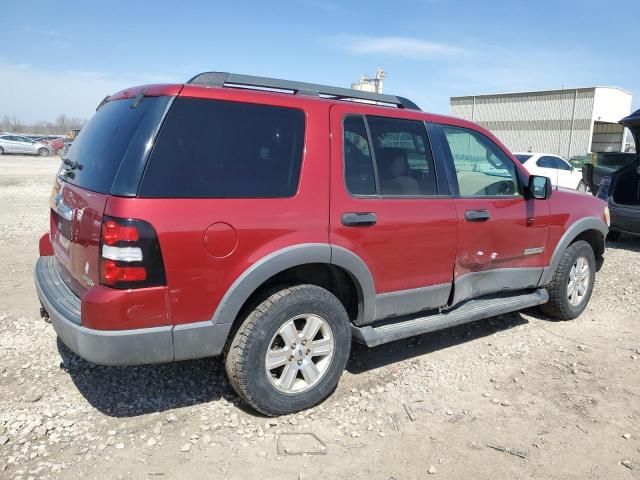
[341, 212, 377, 227]
[464, 209, 491, 222]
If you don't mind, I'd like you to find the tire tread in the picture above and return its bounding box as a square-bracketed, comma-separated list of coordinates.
[540, 240, 595, 320]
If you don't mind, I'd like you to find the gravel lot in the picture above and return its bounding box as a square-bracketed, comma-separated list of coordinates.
[1, 155, 640, 480]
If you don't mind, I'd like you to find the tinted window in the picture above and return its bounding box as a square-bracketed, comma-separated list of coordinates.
[514, 154, 532, 163]
[442, 126, 520, 197]
[536, 156, 556, 168]
[367, 116, 437, 196]
[344, 116, 376, 195]
[553, 157, 572, 170]
[140, 98, 305, 198]
[61, 96, 170, 194]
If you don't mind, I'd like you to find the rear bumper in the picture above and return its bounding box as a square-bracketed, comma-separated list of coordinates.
[35, 256, 230, 366]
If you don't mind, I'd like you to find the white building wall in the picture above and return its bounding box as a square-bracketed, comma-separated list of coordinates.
[592, 87, 633, 123]
[450, 87, 632, 159]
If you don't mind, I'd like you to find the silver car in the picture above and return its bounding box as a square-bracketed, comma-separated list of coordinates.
[0, 134, 52, 156]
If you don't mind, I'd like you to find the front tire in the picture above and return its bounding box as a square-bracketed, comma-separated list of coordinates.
[0, 146, 4, 155]
[540, 240, 596, 320]
[38, 147, 49, 157]
[225, 284, 351, 416]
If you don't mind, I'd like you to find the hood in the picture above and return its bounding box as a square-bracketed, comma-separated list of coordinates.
[620, 108, 640, 151]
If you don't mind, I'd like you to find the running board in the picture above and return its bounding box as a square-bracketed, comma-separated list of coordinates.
[352, 289, 548, 347]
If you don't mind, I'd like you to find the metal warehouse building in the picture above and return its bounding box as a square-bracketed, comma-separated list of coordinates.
[450, 87, 632, 160]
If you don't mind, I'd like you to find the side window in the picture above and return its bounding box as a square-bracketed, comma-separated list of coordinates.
[553, 157, 572, 171]
[140, 98, 305, 198]
[536, 156, 556, 168]
[344, 116, 376, 195]
[441, 126, 520, 197]
[366, 116, 437, 196]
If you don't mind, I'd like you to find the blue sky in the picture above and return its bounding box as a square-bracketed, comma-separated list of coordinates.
[1, 0, 639, 122]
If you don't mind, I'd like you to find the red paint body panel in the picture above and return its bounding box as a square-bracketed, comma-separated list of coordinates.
[81, 285, 171, 330]
[39, 233, 53, 256]
[545, 188, 608, 261]
[452, 197, 550, 276]
[328, 103, 458, 293]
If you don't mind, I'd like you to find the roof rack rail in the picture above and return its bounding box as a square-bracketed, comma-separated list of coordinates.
[186, 72, 421, 111]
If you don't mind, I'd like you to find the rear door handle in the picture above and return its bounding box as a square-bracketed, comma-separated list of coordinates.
[464, 209, 491, 222]
[341, 212, 377, 227]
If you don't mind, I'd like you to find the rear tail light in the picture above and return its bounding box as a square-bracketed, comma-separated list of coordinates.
[99, 216, 166, 289]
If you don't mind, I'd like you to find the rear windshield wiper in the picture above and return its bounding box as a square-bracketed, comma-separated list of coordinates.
[62, 158, 83, 170]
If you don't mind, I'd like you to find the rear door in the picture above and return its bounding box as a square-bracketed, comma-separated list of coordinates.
[329, 104, 457, 323]
[434, 124, 550, 304]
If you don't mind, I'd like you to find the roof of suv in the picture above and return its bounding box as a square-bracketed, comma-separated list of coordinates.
[105, 71, 498, 142]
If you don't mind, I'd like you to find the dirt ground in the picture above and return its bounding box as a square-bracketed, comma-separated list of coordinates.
[1, 155, 639, 480]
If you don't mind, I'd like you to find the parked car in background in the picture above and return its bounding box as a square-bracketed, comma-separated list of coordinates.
[596, 109, 640, 240]
[514, 152, 588, 192]
[35, 135, 64, 142]
[38, 137, 66, 154]
[0, 134, 52, 156]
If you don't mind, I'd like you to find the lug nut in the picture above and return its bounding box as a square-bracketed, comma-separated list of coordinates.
[306, 349, 311, 355]
[291, 343, 296, 349]
[301, 339, 307, 346]
[297, 360, 303, 365]
[288, 355, 294, 362]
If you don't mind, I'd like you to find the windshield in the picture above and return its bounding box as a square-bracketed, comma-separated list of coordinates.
[60, 96, 170, 194]
[514, 154, 532, 163]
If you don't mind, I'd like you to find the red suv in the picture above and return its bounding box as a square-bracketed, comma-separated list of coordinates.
[35, 72, 609, 415]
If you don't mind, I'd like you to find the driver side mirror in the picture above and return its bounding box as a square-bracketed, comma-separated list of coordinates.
[528, 175, 552, 200]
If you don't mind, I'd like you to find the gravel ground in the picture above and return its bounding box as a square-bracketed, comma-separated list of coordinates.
[1, 155, 640, 480]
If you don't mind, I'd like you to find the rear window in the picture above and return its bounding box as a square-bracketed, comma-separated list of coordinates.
[60, 96, 170, 194]
[139, 98, 305, 198]
[514, 154, 532, 163]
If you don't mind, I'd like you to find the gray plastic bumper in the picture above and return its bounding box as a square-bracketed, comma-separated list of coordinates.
[34, 256, 230, 366]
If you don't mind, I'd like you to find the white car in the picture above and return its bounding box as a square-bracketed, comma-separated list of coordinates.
[513, 152, 589, 192]
[0, 134, 52, 157]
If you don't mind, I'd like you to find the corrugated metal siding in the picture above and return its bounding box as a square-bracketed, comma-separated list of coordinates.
[450, 89, 596, 159]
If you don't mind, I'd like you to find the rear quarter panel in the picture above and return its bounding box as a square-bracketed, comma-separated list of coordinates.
[106, 88, 331, 326]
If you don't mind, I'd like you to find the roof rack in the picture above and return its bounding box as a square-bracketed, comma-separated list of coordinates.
[187, 72, 421, 111]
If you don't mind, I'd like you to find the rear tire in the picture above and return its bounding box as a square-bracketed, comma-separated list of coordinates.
[38, 148, 49, 157]
[540, 240, 596, 320]
[0, 147, 4, 155]
[225, 284, 351, 416]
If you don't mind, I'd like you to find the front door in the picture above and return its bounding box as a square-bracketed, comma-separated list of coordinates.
[435, 124, 551, 304]
[329, 104, 458, 324]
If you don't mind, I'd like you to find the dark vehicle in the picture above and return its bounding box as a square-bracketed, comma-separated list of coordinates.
[596, 109, 640, 240]
[35, 72, 608, 416]
[582, 152, 637, 193]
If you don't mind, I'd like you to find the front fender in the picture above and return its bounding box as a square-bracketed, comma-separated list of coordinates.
[539, 217, 608, 286]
